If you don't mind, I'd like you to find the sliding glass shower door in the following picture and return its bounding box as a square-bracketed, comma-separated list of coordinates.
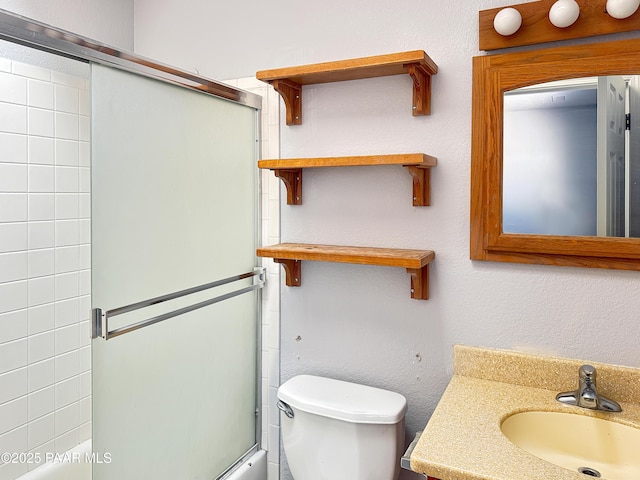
[90, 64, 261, 479]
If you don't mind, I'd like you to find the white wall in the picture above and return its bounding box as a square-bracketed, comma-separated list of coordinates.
[134, 2, 640, 479]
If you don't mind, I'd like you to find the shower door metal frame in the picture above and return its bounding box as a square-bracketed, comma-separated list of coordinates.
[0, 8, 265, 478]
[0, 8, 261, 110]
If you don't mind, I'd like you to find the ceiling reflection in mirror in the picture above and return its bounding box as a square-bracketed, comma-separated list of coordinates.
[502, 75, 640, 238]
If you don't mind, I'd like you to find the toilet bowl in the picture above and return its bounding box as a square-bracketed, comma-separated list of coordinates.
[277, 374, 407, 480]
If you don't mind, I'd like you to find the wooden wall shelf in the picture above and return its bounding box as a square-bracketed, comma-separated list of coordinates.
[258, 153, 437, 206]
[256, 50, 438, 125]
[257, 243, 435, 300]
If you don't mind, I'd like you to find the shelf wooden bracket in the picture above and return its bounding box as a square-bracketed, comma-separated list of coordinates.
[258, 51, 438, 125]
[273, 258, 430, 299]
[407, 265, 430, 300]
[273, 169, 302, 205]
[265, 156, 435, 206]
[404, 63, 433, 116]
[258, 244, 434, 300]
[273, 259, 430, 299]
[405, 165, 432, 206]
[273, 258, 301, 286]
[272, 79, 302, 126]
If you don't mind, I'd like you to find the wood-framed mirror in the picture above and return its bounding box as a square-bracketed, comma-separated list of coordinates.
[471, 37, 640, 270]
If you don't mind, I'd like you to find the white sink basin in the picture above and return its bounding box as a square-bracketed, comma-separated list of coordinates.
[501, 411, 640, 479]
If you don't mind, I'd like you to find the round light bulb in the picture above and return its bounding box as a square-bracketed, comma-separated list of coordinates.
[549, 0, 580, 28]
[606, 0, 640, 19]
[493, 8, 523, 36]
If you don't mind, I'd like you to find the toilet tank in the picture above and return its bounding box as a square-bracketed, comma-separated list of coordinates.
[277, 375, 407, 480]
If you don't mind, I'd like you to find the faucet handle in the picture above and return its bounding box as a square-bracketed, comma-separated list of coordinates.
[579, 364, 596, 382]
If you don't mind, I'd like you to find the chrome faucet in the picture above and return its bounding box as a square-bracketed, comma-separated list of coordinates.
[556, 364, 622, 412]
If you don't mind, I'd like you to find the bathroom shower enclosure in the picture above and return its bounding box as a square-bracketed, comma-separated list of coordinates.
[0, 9, 266, 480]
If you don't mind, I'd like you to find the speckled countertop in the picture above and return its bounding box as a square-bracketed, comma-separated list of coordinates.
[409, 345, 640, 480]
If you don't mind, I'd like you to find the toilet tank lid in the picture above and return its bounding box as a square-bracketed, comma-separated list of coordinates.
[277, 375, 407, 424]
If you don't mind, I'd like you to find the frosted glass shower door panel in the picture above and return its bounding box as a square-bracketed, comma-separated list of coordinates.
[91, 64, 259, 480]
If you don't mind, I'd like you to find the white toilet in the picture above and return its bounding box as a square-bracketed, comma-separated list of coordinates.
[277, 374, 407, 480]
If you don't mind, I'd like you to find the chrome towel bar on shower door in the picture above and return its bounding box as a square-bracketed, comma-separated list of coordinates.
[91, 267, 265, 340]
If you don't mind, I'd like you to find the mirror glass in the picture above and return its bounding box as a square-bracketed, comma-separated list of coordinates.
[502, 76, 640, 238]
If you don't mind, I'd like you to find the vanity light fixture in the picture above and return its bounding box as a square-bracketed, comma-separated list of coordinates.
[606, 0, 640, 19]
[480, 1, 640, 51]
[549, 0, 580, 28]
[493, 7, 522, 36]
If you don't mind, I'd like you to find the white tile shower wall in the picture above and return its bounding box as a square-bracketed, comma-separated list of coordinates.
[225, 77, 281, 480]
[0, 60, 90, 479]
